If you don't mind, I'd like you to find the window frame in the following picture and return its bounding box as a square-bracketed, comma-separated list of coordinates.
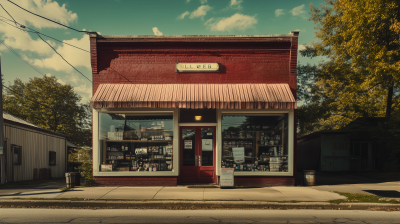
[217, 109, 294, 177]
[13, 145, 22, 165]
[49, 151, 56, 166]
[93, 108, 180, 177]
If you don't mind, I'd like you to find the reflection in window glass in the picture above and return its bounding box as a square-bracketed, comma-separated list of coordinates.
[221, 114, 288, 172]
[99, 113, 173, 172]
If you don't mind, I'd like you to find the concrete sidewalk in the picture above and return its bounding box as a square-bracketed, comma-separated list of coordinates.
[0, 185, 345, 201]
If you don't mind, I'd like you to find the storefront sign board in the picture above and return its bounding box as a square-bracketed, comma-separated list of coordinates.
[220, 168, 234, 188]
[232, 147, 245, 163]
[184, 140, 192, 149]
[176, 63, 220, 72]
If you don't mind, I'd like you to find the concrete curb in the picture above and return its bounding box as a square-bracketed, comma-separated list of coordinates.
[1, 200, 400, 210]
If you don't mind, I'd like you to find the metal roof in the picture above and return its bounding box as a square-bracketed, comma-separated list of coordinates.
[3, 112, 68, 138]
[90, 83, 296, 109]
[3, 112, 44, 130]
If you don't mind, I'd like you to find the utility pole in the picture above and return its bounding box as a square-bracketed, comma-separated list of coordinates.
[0, 55, 4, 184]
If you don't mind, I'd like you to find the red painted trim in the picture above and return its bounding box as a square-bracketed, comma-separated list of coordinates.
[179, 126, 217, 183]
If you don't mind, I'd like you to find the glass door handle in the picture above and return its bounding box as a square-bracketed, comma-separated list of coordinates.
[199, 155, 201, 166]
[195, 155, 198, 166]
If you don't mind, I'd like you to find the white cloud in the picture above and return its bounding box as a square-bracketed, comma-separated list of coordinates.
[189, 5, 212, 19]
[32, 34, 90, 72]
[230, 0, 243, 10]
[205, 13, 257, 32]
[179, 11, 190, 19]
[56, 74, 92, 103]
[290, 4, 307, 19]
[298, 44, 306, 50]
[73, 83, 92, 103]
[222, 0, 243, 11]
[275, 9, 285, 17]
[152, 27, 163, 36]
[0, 0, 78, 54]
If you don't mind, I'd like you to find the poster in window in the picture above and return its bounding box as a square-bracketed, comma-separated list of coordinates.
[202, 139, 212, 151]
[232, 147, 245, 163]
[184, 140, 192, 149]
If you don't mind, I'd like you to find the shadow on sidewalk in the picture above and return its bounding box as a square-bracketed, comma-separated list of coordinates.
[297, 171, 400, 186]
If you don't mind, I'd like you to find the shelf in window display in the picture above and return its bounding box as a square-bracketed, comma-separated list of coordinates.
[257, 144, 282, 147]
[222, 138, 254, 140]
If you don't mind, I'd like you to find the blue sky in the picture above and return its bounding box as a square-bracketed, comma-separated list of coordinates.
[0, 0, 325, 103]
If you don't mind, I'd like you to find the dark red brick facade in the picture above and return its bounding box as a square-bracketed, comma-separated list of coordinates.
[90, 32, 298, 186]
[218, 176, 295, 187]
[94, 177, 177, 187]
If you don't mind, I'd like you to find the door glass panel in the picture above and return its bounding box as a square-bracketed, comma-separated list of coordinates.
[201, 128, 214, 166]
[182, 128, 196, 166]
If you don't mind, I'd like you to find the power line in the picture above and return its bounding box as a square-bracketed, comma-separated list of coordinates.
[0, 40, 46, 76]
[1, 19, 92, 84]
[109, 67, 133, 84]
[0, 17, 90, 53]
[6, 0, 86, 33]
[36, 34, 92, 83]
[2, 84, 59, 112]
[0, 3, 17, 26]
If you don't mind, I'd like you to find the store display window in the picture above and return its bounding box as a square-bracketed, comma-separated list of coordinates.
[221, 114, 289, 172]
[99, 113, 173, 172]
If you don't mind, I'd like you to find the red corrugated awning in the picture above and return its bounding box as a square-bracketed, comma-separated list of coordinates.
[90, 84, 296, 109]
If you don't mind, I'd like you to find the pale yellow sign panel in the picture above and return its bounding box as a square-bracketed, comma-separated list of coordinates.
[176, 63, 219, 72]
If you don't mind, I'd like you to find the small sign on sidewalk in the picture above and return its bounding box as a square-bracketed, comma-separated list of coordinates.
[220, 168, 234, 188]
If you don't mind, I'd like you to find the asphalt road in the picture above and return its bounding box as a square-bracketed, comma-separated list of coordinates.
[0, 209, 399, 223]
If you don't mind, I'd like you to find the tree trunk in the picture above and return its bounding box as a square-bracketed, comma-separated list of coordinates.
[385, 84, 394, 122]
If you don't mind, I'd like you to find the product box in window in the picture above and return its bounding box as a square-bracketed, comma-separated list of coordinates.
[101, 164, 113, 171]
[108, 132, 123, 140]
[115, 167, 129, 171]
[123, 130, 140, 140]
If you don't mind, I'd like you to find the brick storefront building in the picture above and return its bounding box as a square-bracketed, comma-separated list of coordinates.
[89, 32, 298, 186]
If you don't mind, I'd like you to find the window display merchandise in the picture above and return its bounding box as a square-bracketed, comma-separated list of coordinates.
[99, 113, 173, 172]
[221, 114, 288, 172]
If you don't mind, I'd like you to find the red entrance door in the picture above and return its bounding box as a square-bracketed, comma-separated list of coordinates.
[179, 126, 216, 183]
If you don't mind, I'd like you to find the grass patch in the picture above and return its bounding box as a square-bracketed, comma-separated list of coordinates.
[277, 200, 301, 203]
[59, 187, 73, 191]
[56, 197, 84, 201]
[0, 178, 64, 189]
[329, 192, 400, 204]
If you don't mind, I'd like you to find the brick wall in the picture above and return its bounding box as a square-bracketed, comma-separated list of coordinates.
[94, 176, 178, 186]
[218, 176, 295, 187]
[91, 37, 298, 96]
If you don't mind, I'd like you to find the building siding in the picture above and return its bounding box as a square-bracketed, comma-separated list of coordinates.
[4, 124, 66, 182]
[320, 134, 350, 171]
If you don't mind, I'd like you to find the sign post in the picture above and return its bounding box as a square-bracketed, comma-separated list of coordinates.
[0, 56, 4, 184]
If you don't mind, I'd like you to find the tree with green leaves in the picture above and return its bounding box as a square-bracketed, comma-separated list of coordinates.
[297, 0, 400, 135]
[3, 76, 91, 146]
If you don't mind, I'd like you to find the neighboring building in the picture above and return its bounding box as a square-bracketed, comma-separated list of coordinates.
[89, 32, 299, 186]
[1, 112, 68, 183]
[297, 118, 388, 172]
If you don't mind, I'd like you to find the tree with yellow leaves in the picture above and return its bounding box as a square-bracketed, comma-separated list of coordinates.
[3, 76, 91, 146]
[299, 0, 400, 133]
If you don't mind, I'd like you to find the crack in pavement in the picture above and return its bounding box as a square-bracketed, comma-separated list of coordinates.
[152, 186, 165, 199]
[99, 187, 119, 199]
